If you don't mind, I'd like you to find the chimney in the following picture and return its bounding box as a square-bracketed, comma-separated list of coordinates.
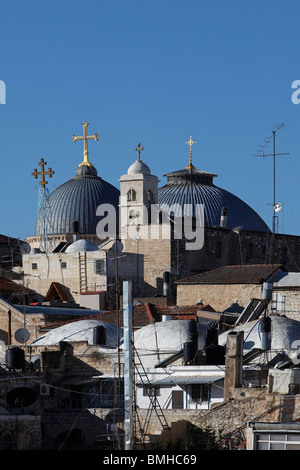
[224, 331, 243, 401]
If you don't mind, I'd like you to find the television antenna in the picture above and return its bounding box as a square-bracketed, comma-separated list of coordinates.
[256, 123, 289, 262]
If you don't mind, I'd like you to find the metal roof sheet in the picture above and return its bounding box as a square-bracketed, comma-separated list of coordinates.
[136, 375, 223, 385]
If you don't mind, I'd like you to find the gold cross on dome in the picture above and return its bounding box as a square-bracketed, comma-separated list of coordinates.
[185, 136, 196, 170]
[72, 121, 99, 167]
[32, 158, 55, 189]
[134, 142, 144, 161]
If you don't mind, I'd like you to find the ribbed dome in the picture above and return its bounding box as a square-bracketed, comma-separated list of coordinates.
[35, 164, 120, 236]
[158, 167, 269, 232]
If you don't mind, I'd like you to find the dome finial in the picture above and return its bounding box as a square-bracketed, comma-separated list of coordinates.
[185, 136, 196, 171]
[72, 121, 99, 168]
[134, 142, 144, 161]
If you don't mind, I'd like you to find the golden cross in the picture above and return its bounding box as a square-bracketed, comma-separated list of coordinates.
[134, 142, 144, 161]
[185, 136, 196, 170]
[72, 121, 99, 167]
[32, 158, 55, 189]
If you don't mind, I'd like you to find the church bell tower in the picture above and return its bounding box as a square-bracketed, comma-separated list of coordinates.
[119, 142, 159, 238]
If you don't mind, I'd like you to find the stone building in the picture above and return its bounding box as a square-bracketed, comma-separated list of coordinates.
[20, 125, 300, 305]
[175, 264, 283, 311]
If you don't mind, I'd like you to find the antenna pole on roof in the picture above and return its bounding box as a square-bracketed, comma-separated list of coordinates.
[256, 123, 289, 264]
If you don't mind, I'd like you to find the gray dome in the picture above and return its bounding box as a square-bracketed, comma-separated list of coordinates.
[127, 159, 151, 175]
[65, 239, 99, 253]
[35, 164, 120, 236]
[158, 166, 269, 232]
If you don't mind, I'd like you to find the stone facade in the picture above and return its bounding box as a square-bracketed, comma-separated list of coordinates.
[21, 250, 107, 304]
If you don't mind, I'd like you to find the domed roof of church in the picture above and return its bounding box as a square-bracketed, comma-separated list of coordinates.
[158, 163, 269, 232]
[127, 159, 151, 175]
[35, 162, 120, 236]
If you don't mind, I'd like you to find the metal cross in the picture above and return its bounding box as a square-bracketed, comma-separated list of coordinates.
[32, 158, 55, 189]
[72, 121, 99, 167]
[185, 136, 196, 169]
[134, 142, 144, 161]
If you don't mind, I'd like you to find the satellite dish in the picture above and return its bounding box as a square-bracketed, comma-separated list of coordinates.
[20, 242, 31, 254]
[111, 240, 124, 253]
[274, 203, 283, 212]
[14, 328, 30, 344]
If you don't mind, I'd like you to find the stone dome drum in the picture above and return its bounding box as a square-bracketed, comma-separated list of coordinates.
[158, 166, 269, 232]
[35, 163, 120, 237]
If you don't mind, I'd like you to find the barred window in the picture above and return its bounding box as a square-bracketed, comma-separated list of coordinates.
[94, 259, 105, 274]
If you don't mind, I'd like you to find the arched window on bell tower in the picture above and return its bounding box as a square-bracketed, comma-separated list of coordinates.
[127, 188, 136, 202]
[146, 189, 154, 203]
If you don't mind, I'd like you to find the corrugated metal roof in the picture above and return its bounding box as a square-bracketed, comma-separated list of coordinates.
[176, 264, 283, 285]
[136, 375, 223, 385]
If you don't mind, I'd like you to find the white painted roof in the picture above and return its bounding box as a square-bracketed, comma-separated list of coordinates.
[31, 319, 121, 347]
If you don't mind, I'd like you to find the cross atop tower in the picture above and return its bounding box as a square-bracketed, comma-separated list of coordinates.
[185, 136, 196, 170]
[72, 121, 99, 167]
[134, 142, 144, 161]
[32, 158, 55, 189]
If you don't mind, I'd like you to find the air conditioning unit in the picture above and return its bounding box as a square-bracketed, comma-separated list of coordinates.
[39, 384, 51, 396]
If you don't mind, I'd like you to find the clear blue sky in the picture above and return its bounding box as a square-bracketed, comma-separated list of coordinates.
[1, 0, 300, 240]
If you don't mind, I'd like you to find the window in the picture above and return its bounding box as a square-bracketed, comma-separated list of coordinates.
[143, 386, 160, 397]
[31, 263, 37, 270]
[255, 432, 300, 450]
[60, 261, 67, 269]
[172, 390, 183, 409]
[215, 241, 222, 259]
[127, 189, 136, 202]
[246, 244, 253, 262]
[94, 259, 105, 274]
[1, 431, 15, 450]
[190, 384, 209, 402]
[146, 189, 154, 203]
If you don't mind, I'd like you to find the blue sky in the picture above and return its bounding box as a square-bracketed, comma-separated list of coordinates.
[1, 0, 300, 240]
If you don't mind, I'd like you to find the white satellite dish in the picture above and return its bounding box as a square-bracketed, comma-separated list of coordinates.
[274, 203, 283, 212]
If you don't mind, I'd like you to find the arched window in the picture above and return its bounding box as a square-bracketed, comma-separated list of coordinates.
[127, 189, 136, 202]
[1, 431, 15, 450]
[146, 189, 154, 203]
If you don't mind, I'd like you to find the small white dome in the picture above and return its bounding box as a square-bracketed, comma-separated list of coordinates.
[65, 239, 99, 253]
[127, 159, 151, 175]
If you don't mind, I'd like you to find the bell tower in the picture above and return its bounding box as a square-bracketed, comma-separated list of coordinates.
[119, 142, 159, 237]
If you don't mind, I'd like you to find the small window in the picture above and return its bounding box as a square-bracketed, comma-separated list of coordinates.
[143, 386, 160, 397]
[190, 384, 209, 402]
[32, 263, 38, 270]
[94, 259, 105, 274]
[172, 390, 183, 409]
[127, 189, 136, 202]
[215, 241, 222, 259]
[1, 431, 15, 450]
[60, 262, 67, 269]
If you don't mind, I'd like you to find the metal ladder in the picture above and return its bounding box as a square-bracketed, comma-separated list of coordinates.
[78, 252, 87, 293]
[133, 346, 169, 443]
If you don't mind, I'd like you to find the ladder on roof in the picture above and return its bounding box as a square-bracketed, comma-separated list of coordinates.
[133, 346, 169, 445]
[78, 252, 87, 293]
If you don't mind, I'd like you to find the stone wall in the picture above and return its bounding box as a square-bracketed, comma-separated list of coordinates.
[176, 282, 260, 311]
[135, 388, 300, 449]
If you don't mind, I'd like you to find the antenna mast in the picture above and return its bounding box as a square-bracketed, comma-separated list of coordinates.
[256, 123, 289, 263]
